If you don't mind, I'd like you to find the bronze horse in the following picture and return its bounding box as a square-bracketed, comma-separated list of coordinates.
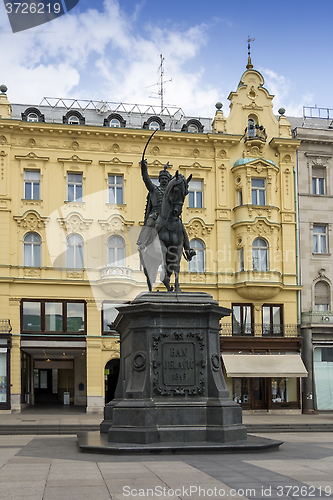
[154, 171, 192, 292]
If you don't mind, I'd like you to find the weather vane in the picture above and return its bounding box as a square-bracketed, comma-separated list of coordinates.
[247, 36, 255, 69]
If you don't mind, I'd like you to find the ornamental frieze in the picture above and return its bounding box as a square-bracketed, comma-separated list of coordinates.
[58, 213, 93, 234]
[185, 218, 213, 238]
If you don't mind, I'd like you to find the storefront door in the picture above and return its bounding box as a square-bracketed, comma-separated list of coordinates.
[251, 378, 266, 409]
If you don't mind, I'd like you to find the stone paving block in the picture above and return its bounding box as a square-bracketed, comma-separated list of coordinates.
[43, 485, 111, 500]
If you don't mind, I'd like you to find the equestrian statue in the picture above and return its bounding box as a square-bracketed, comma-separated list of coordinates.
[137, 131, 196, 292]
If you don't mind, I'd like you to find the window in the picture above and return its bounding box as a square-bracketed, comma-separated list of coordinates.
[314, 281, 330, 311]
[66, 234, 84, 269]
[188, 180, 203, 208]
[149, 121, 160, 131]
[189, 239, 205, 272]
[313, 225, 328, 254]
[23, 232, 41, 267]
[248, 118, 256, 138]
[27, 113, 38, 122]
[312, 167, 326, 195]
[102, 302, 128, 333]
[107, 236, 125, 266]
[232, 304, 253, 335]
[110, 118, 120, 128]
[67, 173, 83, 202]
[188, 124, 199, 133]
[251, 179, 266, 205]
[21, 300, 86, 333]
[24, 170, 40, 200]
[68, 115, 79, 125]
[271, 378, 288, 403]
[108, 175, 124, 204]
[237, 189, 243, 206]
[238, 248, 244, 272]
[262, 305, 283, 335]
[252, 238, 268, 271]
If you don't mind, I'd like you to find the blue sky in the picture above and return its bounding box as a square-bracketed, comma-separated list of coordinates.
[0, 0, 332, 118]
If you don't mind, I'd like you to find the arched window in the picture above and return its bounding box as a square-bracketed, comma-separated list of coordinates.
[63, 111, 85, 125]
[68, 115, 80, 125]
[149, 121, 160, 131]
[248, 117, 256, 138]
[252, 238, 268, 271]
[181, 119, 204, 133]
[143, 116, 165, 131]
[103, 113, 126, 128]
[27, 112, 39, 122]
[66, 234, 84, 269]
[23, 232, 41, 267]
[110, 118, 121, 128]
[314, 281, 330, 311]
[189, 239, 205, 273]
[21, 107, 45, 123]
[107, 236, 125, 267]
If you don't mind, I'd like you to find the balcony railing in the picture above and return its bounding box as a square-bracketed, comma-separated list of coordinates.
[220, 323, 300, 337]
[0, 320, 12, 334]
[100, 266, 133, 279]
[244, 125, 267, 142]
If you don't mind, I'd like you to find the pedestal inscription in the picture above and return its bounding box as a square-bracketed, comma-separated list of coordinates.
[153, 331, 205, 396]
[162, 342, 195, 386]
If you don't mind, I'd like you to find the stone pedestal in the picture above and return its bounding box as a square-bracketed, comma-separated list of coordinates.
[100, 292, 247, 444]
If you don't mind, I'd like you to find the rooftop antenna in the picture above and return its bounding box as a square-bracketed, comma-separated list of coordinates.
[146, 54, 172, 113]
[246, 36, 255, 69]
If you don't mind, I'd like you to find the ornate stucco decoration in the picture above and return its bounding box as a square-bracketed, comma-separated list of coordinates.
[246, 219, 275, 236]
[179, 161, 211, 170]
[15, 152, 49, 162]
[14, 210, 48, 230]
[57, 212, 93, 233]
[185, 218, 213, 239]
[98, 214, 134, 233]
[102, 341, 120, 353]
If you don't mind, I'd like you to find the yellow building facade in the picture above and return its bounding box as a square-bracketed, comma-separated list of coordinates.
[0, 61, 305, 414]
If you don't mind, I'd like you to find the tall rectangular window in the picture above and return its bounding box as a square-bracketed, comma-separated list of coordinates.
[312, 167, 326, 195]
[188, 180, 203, 208]
[22, 301, 41, 331]
[313, 225, 328, 253]
[251, 178, 266, 205]
[232, 304, 253, 335]
[108, 175, 124, 204]
[237, 190, 243, 206]
[238, 248, 244, 272]
[24, 170, 40, 200]
[262, 305, 283, 336]
[67, 173, 83, 202]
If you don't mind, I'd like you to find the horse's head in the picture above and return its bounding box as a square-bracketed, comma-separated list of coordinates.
[163, 171, 192, 218]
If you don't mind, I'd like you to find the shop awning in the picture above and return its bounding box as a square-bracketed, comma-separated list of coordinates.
[222, 354, 308, 378]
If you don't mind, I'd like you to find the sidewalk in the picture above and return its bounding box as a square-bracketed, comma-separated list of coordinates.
[1, 405, 333, 434]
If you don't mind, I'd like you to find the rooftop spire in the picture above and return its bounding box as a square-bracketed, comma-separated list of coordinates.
[246, 37, 255, 69]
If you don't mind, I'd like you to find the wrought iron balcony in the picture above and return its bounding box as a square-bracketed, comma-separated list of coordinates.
[301, 310, 333, 326]
[244, 125, 267, 142]
[220, 323, 300, 338]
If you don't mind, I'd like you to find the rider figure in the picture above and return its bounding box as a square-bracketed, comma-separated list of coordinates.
[137, 159, 195, 261]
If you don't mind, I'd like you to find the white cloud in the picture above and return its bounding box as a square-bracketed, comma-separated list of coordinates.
[0, 0, 220, 116]
[260, 67, 306, 117]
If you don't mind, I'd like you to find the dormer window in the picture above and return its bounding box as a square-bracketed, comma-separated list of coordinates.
[181, 119, 204, 133]
[143, 116, 165, 131]
[21, 107, 45, 123]
[63, 110, 85, 125]
[104, 113, 126, 128]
